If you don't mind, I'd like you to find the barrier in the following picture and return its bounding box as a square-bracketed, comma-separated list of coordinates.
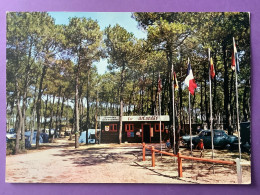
[142, 142, 241, 183]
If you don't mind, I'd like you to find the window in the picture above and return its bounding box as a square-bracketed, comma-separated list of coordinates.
[109, 124, 117, 132]
[214, 131, 223, 137]
[154, 123, 164, 132]
[125, 124, 134, 132]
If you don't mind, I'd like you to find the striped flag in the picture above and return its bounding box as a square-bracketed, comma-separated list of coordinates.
[184, 58, 197, 95]
[232, 39, 240, 72]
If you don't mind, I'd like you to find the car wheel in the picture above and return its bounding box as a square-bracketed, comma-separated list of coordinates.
[225, 144, 231, 150]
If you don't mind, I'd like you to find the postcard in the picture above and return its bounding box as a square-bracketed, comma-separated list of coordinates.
[5, 12, 251, 184]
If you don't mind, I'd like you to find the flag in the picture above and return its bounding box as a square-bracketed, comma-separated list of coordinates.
[158, 74, 162, 93]
[235, 52, 240, 72]
[184, 59, 197, 95]
[210, 57, 215, 79]
[231, 42, 237, 71]
[173, 72, 179, 91]
[232, 38, 240, 72]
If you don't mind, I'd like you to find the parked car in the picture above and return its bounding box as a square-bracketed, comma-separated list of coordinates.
[181, 129, 238, 149]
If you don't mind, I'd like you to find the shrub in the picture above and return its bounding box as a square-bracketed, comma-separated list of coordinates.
[6, 139, 27, 155]
[6, 139, 15, 155]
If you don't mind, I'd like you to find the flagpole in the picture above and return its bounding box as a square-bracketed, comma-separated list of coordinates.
[172, 65, 176, 155]
[189, 91, 192, 156]
[208, 48, 215, 173]
[233, 37, 242, 161]
[188, 58, 193, 156]
[159, 73, 162, 159]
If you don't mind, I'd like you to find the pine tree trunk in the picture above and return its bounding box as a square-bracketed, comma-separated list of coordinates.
[223, 48, 232, 135]
[31, 110, 36, 144]
[75, 53, 80, 148]
[119, 63, 126, 144]
[204, 62, 209, 128]
[86, 69, 90, 144]
[15, 82, 23, 154]
[30, 79, 38, 144]
[49, 95, 55, 141]
[179, 67, 183, 132]
[65, 99, 69, 136]
[36, 65, 47, 149]
[95, 91, 98, 143]
[21, 93, 27, 151]
[59, 96, 65, 137]
[242, 79, 250, 121]
[119, 100, 123, 144]
[55, 86, 62, 138]
[43, 94, 49, 133]
[151, 68, 155, 115]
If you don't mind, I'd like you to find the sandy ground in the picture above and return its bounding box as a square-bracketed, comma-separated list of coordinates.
[5, 137, 251, 184]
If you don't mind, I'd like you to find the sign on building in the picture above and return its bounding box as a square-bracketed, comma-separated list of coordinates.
[99, 115, 169, 122]
[98, 116, 119, 122]
[122, 115, 169, 121]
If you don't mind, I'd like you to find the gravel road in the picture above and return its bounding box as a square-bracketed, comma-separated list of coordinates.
[6, 138, 251, 184]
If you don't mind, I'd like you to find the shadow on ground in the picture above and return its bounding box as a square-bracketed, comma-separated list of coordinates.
[52, 145, 142, 167]
[131, 161, 198, 184]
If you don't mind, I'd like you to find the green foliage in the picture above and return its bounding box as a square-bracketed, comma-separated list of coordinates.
[6, 140, 25, 155]
[6, 140, 16, 155]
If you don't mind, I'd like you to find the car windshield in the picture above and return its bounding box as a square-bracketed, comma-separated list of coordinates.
[198, 131, 204, 137]
[199, 130, 225, 137]
[214, 131, 223, 136]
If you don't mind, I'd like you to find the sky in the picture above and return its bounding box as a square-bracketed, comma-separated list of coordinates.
[48, 12, 147, 74]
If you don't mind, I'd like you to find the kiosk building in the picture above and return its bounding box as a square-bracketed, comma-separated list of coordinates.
[98, 115, 170, 143]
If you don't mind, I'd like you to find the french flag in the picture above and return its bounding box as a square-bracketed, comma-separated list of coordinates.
[184, 58, 197, 95]
[231, 38, 240, 73]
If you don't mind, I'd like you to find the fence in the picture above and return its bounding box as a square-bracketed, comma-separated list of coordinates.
[142, 142, 242, 183]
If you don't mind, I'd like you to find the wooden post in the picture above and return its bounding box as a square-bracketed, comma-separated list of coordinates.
[177, 152, 183, 177]
[142, 142, 145, 161]
[152, 146, 155, 167]
[236, 158, 242, 184]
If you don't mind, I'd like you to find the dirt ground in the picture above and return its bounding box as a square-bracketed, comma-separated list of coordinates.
[5, 137, 251, 184]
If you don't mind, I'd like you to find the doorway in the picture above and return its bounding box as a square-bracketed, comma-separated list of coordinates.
[142, 124, 151, 143]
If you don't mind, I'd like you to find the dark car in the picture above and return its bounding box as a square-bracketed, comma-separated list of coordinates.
[181, 129, 238, 149]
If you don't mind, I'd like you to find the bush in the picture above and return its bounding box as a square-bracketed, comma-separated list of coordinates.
[19, 140, 25, 150]
[6, 139, 15, 155]
[6, 139, 27, 155]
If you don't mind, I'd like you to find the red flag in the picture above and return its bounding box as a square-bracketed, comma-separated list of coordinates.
[158, 74, 162, 93]
[231, 52, 236, 70]
[231, 40, 237, 71]
[210, 57, 215, 79]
